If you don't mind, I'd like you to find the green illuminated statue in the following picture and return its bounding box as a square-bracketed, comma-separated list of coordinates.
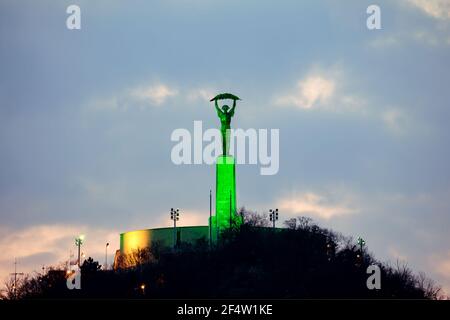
[209, 93, 242, 238]
[210, 93, 240, 155]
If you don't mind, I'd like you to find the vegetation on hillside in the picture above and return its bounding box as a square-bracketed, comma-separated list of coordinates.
[1, 211, 443, 299]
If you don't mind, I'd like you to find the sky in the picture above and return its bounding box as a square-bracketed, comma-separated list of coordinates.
[0, 0, 449, 296]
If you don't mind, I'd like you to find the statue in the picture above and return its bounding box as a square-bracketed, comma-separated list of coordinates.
[210, 93, 240, 155]
[209, 93, 241, 234]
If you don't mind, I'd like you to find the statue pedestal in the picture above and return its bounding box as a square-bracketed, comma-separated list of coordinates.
[210, 155, 239, 238]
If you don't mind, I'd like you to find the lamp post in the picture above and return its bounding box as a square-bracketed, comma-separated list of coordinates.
[209, 190, 212, 248]
[105, 242, 109, 270]
[75, 235, 85, 267]
[170, 208, 180, 249]
[10, 258, 24, 300]
[357, 236, 366, 264]
[269, 209, 279, 229]
[357, 236, 366, 253]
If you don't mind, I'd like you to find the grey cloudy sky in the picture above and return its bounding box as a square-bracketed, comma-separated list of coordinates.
[0, 0, 449, 295]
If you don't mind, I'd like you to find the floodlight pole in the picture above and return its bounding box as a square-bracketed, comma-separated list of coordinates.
[171, 208, 180, 249]
[75, 240, 81, 267]
[269, 208, 279, 229]
[10, 258, 24, 300]
[78, 242, 81, 266]
[75, 235, 84, 267]
[209, 189, 212, 248]
[357, 236, 366, 261]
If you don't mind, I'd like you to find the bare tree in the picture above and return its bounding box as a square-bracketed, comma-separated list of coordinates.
[416, 271, 443, 300]
[283, 218, 297, 229]
[241, 208, 270, 227]
[1, 277, 16, 300]
[297, 216, 313, 230]
[2, 275, 26, 300]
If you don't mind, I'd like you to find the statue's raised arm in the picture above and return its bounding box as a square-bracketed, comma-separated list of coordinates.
[215, 99, 224, 117]
[229, 99, 236, 116]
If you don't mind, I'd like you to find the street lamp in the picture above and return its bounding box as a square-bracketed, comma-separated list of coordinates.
[170, 208, 180, 249]
[75, 235, 85, 267]
[209, 190, 212, 248]
[357, 236, 366, 252]
[269, 209, 279, 229]
[357, 236, 366, 262]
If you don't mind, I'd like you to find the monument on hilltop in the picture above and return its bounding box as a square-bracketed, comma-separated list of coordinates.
[209, 93, 242, 238]
[115, 93, 244, 265]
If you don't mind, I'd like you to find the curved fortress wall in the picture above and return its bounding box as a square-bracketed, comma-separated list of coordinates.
[120, 226, 209, 255]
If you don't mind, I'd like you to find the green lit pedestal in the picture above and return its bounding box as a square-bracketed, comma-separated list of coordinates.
[210, 155, 241, 239]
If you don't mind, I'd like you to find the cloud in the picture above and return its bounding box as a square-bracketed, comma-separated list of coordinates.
[274, 67, 419, 138]
[87, 96, 120, 111]
[435, 253, 450, 277]
[275, 74, 335, 109]
[413, 30, 441, 46]
[388, 246, 408, 262]
[369, 35, 401, 48]
[277, 191, 357, 220]
[369, 30, 449, 48]
[382, 108, 411, 136]
[274, 67, 368, 113]
[86, 82, 178, 112]
[187, 88, 216, 103]
[340, 95, 368, 112]
[0, 224, 120, 290]
[75, 176, 128, 205]
[86, 84, 221, 112]
[269, 68, 422, 140]
[130, 84, 178, 106]
[368, 1, 450, 48]
[407, 0, 450, 20]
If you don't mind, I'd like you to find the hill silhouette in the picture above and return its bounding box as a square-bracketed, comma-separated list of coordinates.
[1, 210, 442, 300]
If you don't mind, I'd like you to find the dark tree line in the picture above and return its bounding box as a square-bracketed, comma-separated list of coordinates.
[1, 210, 444, 299]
